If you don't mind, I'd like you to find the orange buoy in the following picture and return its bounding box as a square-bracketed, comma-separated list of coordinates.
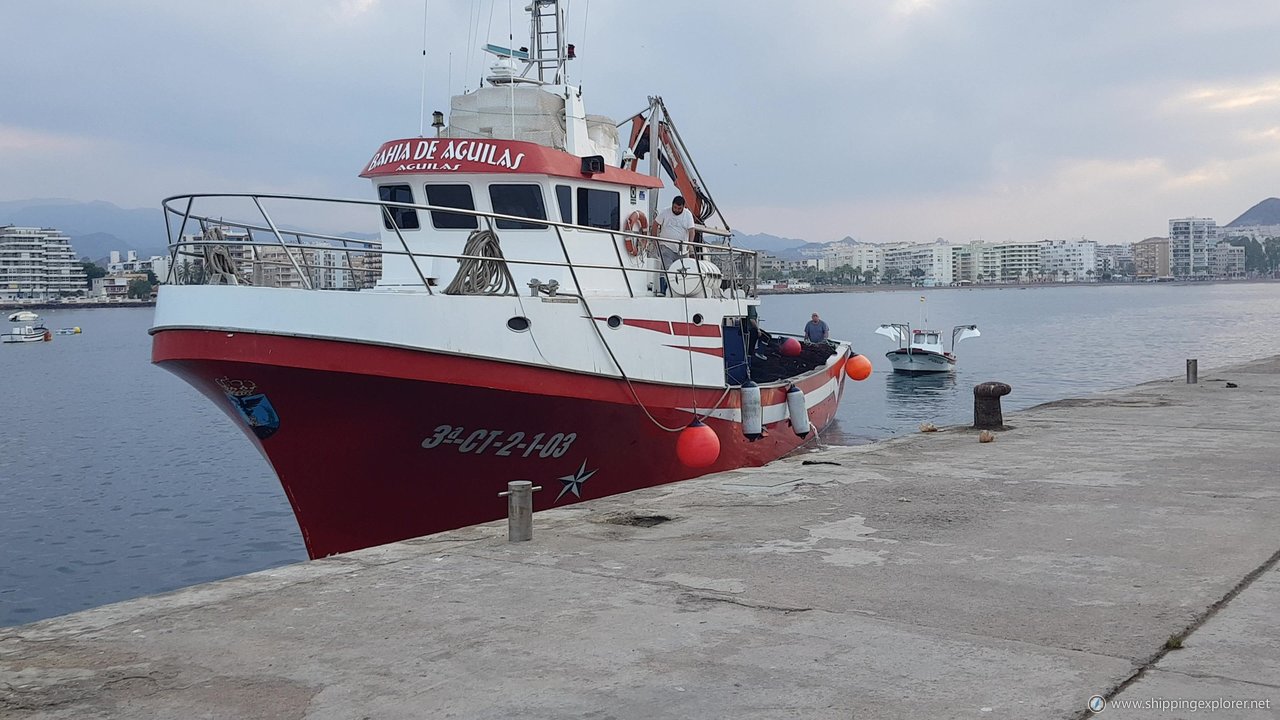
[676, 420, 720, 468]
[845, 353, 872, 381]
[780, 337, 802, 357]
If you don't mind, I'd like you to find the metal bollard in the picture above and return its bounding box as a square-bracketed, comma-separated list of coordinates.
[1186, 358, 1198, 384]
[973, 382, 1012, 430]
[497, 481, 542, 542]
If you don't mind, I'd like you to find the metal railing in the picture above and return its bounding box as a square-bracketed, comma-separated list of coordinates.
[160, 193, 759, 299]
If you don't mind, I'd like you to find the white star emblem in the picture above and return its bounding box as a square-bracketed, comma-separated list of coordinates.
[556, 460, 597, 502]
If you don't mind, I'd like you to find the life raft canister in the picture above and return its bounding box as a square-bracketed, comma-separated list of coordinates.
[623, 211, 649, 255]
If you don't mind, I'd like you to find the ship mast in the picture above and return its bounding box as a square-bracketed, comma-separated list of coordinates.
[528, 0, 569, 85]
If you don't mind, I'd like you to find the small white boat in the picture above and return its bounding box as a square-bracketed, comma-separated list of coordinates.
[876, 323, 979, 373]
[2, 324, 52, 344]
[7, 311, 39, 322]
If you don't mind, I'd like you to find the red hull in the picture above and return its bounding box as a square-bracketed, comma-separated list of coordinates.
[152, 330, 846, 558]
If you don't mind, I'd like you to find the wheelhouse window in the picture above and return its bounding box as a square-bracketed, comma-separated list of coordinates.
[424, 184, 478, 229]
[489, 184, 548, 230]
[576, 188, 620, 230]
[378, 185, 419, 230]
[555, 184, 572, 224]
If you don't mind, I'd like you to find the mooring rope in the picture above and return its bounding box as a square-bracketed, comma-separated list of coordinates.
[443, 229, 517, 295]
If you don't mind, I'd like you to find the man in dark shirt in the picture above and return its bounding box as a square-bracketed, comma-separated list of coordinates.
[803, 313, 829, 343]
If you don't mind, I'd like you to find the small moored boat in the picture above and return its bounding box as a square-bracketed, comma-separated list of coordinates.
[875, 323, 979, 373]
[3, 320, 52, 344]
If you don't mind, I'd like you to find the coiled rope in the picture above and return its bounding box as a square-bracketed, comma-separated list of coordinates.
[444, 229, 517, 295]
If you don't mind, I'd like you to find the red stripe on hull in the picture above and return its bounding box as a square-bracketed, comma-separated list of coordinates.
[621, 318, 672, 334]
[152, 330, 846, 558]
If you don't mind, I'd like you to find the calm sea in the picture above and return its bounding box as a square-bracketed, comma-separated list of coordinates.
[3, 282, 1280, 626]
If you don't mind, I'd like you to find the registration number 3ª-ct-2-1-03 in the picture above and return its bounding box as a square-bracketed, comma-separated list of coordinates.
[420, 425, 578, 458]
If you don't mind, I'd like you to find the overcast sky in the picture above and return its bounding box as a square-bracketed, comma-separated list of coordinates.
[2, 0, 1278, 244]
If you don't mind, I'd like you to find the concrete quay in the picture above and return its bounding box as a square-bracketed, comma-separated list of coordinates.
[5, 358, 1280, 719]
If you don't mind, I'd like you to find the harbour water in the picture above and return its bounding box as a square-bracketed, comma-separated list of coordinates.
[3, 282, 1280, 627]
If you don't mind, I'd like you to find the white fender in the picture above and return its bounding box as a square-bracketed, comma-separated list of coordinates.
[785, 385, 810, 438]
[740, 381, 762, 441]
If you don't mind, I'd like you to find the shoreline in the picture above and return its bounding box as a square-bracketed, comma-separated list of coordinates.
[1, 300, 155, 311]
[758, 276, 1279, 294]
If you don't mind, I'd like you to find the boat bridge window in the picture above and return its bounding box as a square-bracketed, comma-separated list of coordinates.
[926, 333, 939, 344]
[555, 184, 572, 224]
[378, 185, 420, 230]
[489, 184, 548, 230]
[576, 188, 620, 230]
[424, 184, 478, 229]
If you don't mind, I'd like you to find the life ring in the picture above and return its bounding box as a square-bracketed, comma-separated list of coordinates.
[623, 211, 649, 256]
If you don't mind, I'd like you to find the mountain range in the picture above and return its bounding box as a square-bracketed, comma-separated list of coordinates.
[0, 199, 167, 261]
[1227, 197, 1280, 227]
[4, 197, 1277, 264]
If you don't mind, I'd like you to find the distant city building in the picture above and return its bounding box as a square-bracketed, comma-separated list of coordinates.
[1133, 237, 1172, 280]
[0, 225, 88, 301]
[1040, 239, 1098, 281]
[1219, 224, 1280, 242]
[108, 251, 170, 285]
[171, 227, 377, 290]
[91, 273, 148, 300]
[1208, 243, 1245, 279]
[1094, 244, 1134, 278]
[822, 244, 883, 277]
[882, 242, 953, 286]
[1169, 217, 1218, 278]
[989, 241, 1042, 282]
[757, 253, 785, 277]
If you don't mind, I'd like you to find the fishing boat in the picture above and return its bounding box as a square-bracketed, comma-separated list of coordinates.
[3, 316, 51, 344]
[150, 1, 865, 558]
[875, 323, 980, 373]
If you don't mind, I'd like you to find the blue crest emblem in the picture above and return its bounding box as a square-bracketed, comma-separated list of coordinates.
[217, 378, 280, 440]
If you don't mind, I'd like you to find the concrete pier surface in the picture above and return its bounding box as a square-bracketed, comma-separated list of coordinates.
[5, 359, 1280, 719]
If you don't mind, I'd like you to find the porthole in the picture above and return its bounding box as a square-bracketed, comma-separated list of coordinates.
[507, 316, 531, 332]
[691, 313, 704, 325]
[607, 315, 623, 329]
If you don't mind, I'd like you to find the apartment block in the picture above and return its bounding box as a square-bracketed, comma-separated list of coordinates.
[1208, 243, 1245, 279]
[881, 242, 954, 286]
[0, 226, 88, 301]
[1094, 244, 1134, 278]
[1169, 217, 1217, 278]
[1133, 237, 1172, 280]
[1041, 239, 1098, 281]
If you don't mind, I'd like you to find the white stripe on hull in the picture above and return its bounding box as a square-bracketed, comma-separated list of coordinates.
[885, 351, 954, 373]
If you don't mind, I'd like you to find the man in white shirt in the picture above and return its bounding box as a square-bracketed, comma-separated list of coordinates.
[652, 195, 696, 269]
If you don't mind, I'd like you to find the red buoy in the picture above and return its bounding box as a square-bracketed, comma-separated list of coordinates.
[845, 353, 872, 381]
[780, 337, 802, 357]
[676, 420, 720, 468]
